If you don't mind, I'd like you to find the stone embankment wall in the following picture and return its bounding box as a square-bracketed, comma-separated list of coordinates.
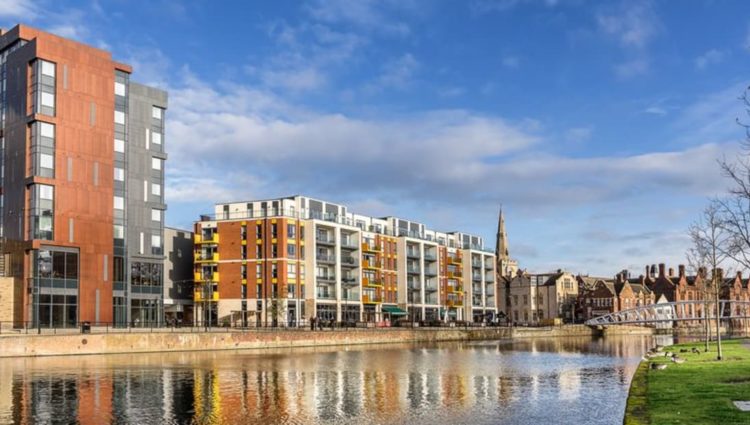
[0, 324, 652, 358]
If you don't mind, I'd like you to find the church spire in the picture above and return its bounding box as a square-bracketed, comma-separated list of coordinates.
[496, 206, 509, 261]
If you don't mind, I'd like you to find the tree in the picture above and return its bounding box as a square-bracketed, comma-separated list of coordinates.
[687, 201, 730, 360]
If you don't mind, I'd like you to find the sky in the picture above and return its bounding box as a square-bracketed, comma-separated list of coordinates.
[2, 0, 749, 276]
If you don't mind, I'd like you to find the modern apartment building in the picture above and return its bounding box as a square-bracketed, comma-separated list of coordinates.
[0, 25, 167, 327]
[193, 195, 498, 326]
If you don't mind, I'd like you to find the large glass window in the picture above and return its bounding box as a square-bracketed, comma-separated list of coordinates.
[33, 248, 78, 328]
[30, 121, 55, 178]
[31, 59, 56, 116]
[30, 184, 54, 240]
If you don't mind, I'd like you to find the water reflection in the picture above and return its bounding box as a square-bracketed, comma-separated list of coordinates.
[0, 335, 663, 424]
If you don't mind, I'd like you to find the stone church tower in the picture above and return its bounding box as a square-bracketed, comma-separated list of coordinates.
[495, 207, 518, 278]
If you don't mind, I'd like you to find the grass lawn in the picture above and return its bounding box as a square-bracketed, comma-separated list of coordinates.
[625, 339, 750, 425]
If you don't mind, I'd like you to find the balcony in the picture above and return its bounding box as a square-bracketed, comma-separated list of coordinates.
[341, 276, 359, 286]
[197, 272, 220, 282]
[363, 259, 381, 270]
[341, 256, 358, 267]
[316, 290, 336, 300]
[342, 292, 360, 301]
[363, 277, 384, 288]
[447, 299, 463, 308]
[485, 287, 495, 296]
[193, 291, 220, 302]
[195, 233, 220, 244]
[472, 274, 482, 282]
[341, 238, 359, 250]
[446, 256, 462, 265]
[485, 274, 495, 282]
[362, 295, 382, 304]
[423, 252, 437, 262]
[316, 234, 335, 245]
[424, 267, 437, 277]
[485, 262, 494, 270]
[316, 254, 335, 264]
[316, 274, 335, 283]
[195, 252, 219, 263]
[447, 271, 462, 279]
[472, 260, 482, 268]
[362, 242, 381, 253]
[406, 250, 420, 259]
[425, 281, 438, 292]
[408, 280, 421, 290]
[424, 295, 438, 305]
[449, 285, 463, 293]
[406, 265, 420, 274]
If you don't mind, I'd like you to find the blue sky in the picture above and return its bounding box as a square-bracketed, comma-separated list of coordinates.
[3, 0, 750, 276]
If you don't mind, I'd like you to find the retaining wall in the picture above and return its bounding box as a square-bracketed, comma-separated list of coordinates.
[0, 324, 653, 358]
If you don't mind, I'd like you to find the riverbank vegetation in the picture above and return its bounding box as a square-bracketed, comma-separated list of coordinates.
[625, 339, 750, 424]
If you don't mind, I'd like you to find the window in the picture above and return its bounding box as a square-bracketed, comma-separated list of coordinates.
[152, 106, 163, 119]
[151, 183, 161, 196]
[114, 138, 125, 153]
[40, 153, 54, 171]
[151, 209, 160, 222]
[271, 244, 278, 258]
[114, 82, 126, 96]
[287, 245, 296, 258]
[256, 264, 262, 278]
[151, 235, 162, 254]
[240, 245, 247, 259]
[523, 295, 528, 305]
[114, 196, 124, 210]
[32, 60, 56, 116]
[114, 224, 124, 240]
[114, 110, 125, 124]
[151, 157, 162, 170]
[256, 224, 262, 238]
[30, 121, 55, 178]
[30, 184, 54, 240]
[288, 265, 297, 278]
[287, 223, 296, 239]
[271, 263, 278, 278]
[114, 167, 125, 181]
[152, 132, 162, 145]
[41, 61, 55, 77]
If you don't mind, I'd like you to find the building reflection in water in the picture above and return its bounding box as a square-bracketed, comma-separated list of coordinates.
[0, 335, 659, 424]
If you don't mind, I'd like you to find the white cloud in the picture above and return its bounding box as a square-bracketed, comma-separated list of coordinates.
[0, 0, 36, 19]
[694, 49, 725, 70]
[596, 1, 660, 49]
[365, 53, 420, 92]
[306, 0, 413, 37]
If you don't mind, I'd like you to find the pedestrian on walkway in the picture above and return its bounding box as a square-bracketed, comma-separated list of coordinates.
[310, 316, 316, 331]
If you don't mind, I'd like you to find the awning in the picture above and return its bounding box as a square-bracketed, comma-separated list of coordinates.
[382, 305, 408, 316]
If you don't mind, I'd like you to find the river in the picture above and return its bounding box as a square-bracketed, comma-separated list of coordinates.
[0, 335, 666, 424]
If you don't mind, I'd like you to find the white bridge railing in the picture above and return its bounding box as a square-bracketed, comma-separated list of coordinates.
[584, 300, 750, 326]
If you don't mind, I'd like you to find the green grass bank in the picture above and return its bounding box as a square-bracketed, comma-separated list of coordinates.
[624, 339, 750, 425]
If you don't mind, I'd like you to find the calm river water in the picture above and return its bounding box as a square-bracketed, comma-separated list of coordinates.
[0, 335, 666, 424]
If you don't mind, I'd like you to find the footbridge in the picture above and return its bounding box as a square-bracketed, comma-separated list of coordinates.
[584, 300, 750, 326]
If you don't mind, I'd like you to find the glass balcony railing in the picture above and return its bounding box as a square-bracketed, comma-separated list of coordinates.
[316, 254, 335, 263]
[316, 274, 335, 282]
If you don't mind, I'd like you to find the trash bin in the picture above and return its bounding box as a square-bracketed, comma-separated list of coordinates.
[81, 321, 91, 334]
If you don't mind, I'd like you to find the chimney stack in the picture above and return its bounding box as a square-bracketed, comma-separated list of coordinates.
[658, 263, 665, 278]
[737, 271, 742, 280]
[679, 264, 685, 277]
[715, 268, 724, 282]
[650, 264, 657, 278]
[668, 267, 674, 277]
